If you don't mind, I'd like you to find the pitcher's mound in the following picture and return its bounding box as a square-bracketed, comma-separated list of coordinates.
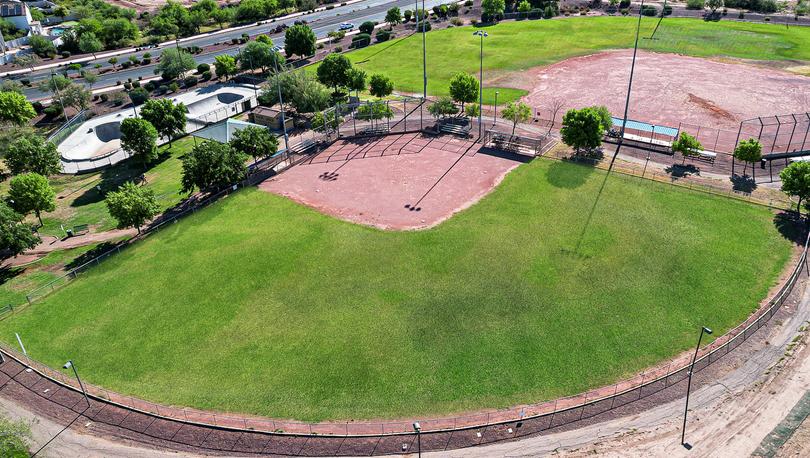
[259, 133, 526, 230]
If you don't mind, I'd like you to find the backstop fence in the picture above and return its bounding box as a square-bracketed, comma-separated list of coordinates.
[314, 96, 426, 141]
[1, 230, 806, 448]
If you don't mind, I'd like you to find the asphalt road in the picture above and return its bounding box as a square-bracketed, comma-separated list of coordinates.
[16, 0, 447, 100]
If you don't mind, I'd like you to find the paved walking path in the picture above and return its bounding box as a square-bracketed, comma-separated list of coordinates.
[1, 229, 136, 269]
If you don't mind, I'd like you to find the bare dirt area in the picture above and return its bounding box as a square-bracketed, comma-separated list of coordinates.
[520, 50, 810, 130]
[259, 133, 525, 230]
[105, 0, 224, 12]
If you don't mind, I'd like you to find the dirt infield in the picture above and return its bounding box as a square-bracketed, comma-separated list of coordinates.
[259, 133, 527, 230]
[521, 50, 810, 130]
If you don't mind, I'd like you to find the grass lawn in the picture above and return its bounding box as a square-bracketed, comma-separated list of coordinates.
[0, 138, 192, 238]
[338, 17, 810, 104]
[0, 158, 794, 421]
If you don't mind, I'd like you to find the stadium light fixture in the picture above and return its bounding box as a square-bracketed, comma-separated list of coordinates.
[63, 360, 90, 408]
[681, 326, 712, 448]
[473, 30, 488, 138]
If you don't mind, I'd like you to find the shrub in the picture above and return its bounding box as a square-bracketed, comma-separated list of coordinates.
[197, 63, 210, 74]
[184, 75, 199, 87]
[61, 51, 71, 58]
[31, 101, 44, 113]
[20, 79, 30, 86]
[464, 0, 473, 5]
[202, 70, 212, 81]
[43, 104, 62, 117]
[169, 82, 179, 92]
[129, 87, 149, 105]
[142, 58, 152, 65]
[619, 0, 630, 7]
[334, 46, 343, 52]
[686, 0, 705, 8]
[143, 52, 151, 59]
[111, 91, 126, 106]
[450, 17, 463, 25]
[359, 21, 375, 34]
[144, 81, 156, 91]
[662, 4, 673, 15]
[121, 61, 132, 69]
[375, 29, 391, 42]
[132, 81, 141, 88]
[100, 93, 109, 102]
[158, 84, 169, 94]
[351, 33, 371, 48]
[641, 4, 658, 15]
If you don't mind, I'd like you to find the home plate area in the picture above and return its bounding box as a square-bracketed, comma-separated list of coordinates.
[259, 132, 527, 230]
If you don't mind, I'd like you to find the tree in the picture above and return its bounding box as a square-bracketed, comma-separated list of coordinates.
[230, 125, 278, 163]
[517, 0, 531, 12]
[140, 98, 187, 146]
[481, 0, 506, 20]
[105, 182, 159, 234]
[706, 0, 723, 12]
[733, 138, 762, 175]
[368, 73, 394, 99]
[449, 72, 478, 113]
[150, 16, 180, 39]
[211, 7, 233, 29]
[316, 53, 353, 94]
[465, 103, 480, 119]
[0, 91, 36, 126]
[263, 69, 331, 113]
[428, 96, 458, 118]
[7, 173, 55, 226]
[157, 48, 196, 80]
[385, 7, 402, 27]
[214, 55, 238, 80]
[781, 161, 810, 213]
[346, 68, 367, 98]
[0, 202, 40, 258]
[502, 101, 531, 136]
[359, 21, 375, 35]
[4, 135, 61, 176]
[592, 105, 613, 132]
[60, 83, 92, 112]
[356, 101, 393, 128]
[82, 71, 99, 89]
[671, 132, 703, 164]
[181, 141, 248, 193]
[78, 32, 103, 58]
[29, 35, 56, 57]
[312, 110, 343, 131]
[108, 56, 119, 70]
[0, 80, 24, 95]
[240, 41, 284, 73]
[100, 18, 140, 48]
[284, 24, 316, 58]
[560, 107, 604, 153]
[120, 118, 159, 170]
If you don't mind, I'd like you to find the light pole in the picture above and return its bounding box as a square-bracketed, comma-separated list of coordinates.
[50, 70, 67, 121]
[63, 360, 90, 408]
[273, 57, 290, 154]
[413, 422, 421, 458]
[473, 30, 488, 138]
[681, 326, 712, 448]
[421, 0, 427, 101]
[493, 90, 499, 126]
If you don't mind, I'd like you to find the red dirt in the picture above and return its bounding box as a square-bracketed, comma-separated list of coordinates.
[259, 133, 524, 230]
[521, 50, 810, 130]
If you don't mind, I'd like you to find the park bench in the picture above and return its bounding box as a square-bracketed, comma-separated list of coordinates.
[693, 150, 717, 164]
[360, 125, 390, 136]
[439, 123, 471, 138]
[288, 139, 318, 156]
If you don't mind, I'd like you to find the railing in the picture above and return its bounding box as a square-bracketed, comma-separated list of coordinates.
[48, 110, 88, 147]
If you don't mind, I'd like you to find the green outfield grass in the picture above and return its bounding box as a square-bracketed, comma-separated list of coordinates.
[339, 16, 810, 104]
[0, 157, 794, 421]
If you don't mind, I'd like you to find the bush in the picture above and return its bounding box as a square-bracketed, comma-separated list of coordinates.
[334, 45, 343, 52]
[184, 75, 199, 87]
[351, 33, 371, 48]
[100, 93, 109, 102]
[61, 51, 71, 58]
[20, 79, 30, 86]
[121, 61, 132, 69]
[686, 0, 705, 8]
[132, 81, 141, 88]
[158, 84, 169, 94]
[464, 0, 473, 5]
[123, 82, 132, 90]
[662, 4, 673, 15]
[111, 91, 126, 106]
[197, 63, 210, 74]
[142, 58, 152, 65]
[129, 87, 149, 105]
[450, 17, 463, 25]
[31, 101, 44, 113]
[619, 0, 630, 7]
[359, 20, 375, 34]
[202, 70, 212, 81]
[641, 4, 658, 15]
[43, 104, 62, 117]
[375, 29, 392, 42]
[169, 82, 179, 92]
[144, 81, 156, 91]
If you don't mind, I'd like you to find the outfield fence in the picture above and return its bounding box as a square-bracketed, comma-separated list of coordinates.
[0, 228, 806, 449]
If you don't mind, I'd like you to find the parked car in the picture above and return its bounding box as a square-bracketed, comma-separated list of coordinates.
[338, 22, 354, 30]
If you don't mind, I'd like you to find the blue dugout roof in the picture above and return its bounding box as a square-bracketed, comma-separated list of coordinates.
[612, 117, 679, 138]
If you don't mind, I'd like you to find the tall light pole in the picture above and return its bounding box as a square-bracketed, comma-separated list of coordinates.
[50, 70, 67, 121]
[413, 422, 422, 458]
[421, 0, 427, 101]
[63, 360, 90, 408]
[273, 57, 290, 154]
[681, 326, 712, 448]
[473, 30, 488, 138]
[493, 90, 499, 126]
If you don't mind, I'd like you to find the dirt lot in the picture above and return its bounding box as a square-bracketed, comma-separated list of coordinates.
[259, 132, 526, 230]
[519, 50, 810, 131]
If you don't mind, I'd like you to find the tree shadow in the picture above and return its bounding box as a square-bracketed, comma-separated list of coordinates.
[65, 242, 119, 270]
[546, 159, 595, 189]
[0, 267, 24, 285]
[730, 174, 758, 193]
[773, 211, 807, 245]
[70, 150, 173, 208]
[665, 163, 700, 179]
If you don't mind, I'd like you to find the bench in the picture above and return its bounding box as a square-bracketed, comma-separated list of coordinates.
[692, 150, 717, 164]
[360, 125, 389, 136]
[439, 123, 471, 137]
[288, 139, 318, 156]
[66, 224, 90, 238]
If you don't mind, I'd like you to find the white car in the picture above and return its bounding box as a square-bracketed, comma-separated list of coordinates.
[338, 23, 354, 31]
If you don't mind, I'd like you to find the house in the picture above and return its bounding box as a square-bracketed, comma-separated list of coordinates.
[1, 0, 36, 31]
